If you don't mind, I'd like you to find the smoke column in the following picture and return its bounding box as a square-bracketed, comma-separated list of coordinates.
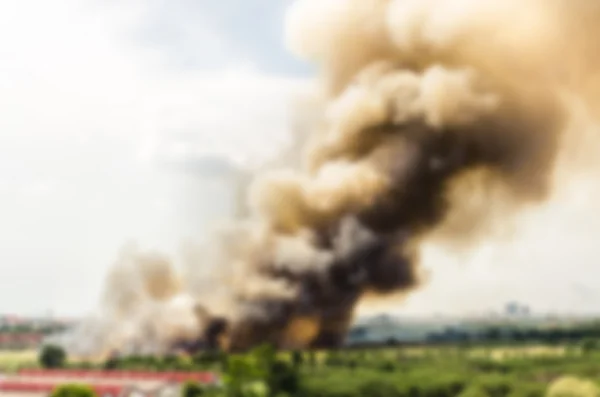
[62, 0, 600, 355]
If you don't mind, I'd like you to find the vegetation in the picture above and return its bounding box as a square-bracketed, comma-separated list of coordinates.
[579, 338, 599, 355]
[9, 336, 600, 396]
[0, 349, 38, 371]
[50, 384, 97, 397]
[546, 376, 600, 397]
[183, 381, 206, 397]
[76, 341, 600, 396]
[39, 344, 67, 369]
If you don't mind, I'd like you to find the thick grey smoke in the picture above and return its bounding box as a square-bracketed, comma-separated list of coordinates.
[62, 0, 600, 355]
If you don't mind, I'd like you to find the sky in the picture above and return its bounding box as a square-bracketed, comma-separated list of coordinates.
[0, 0, 598, 318]
[0, 0, 310, 316]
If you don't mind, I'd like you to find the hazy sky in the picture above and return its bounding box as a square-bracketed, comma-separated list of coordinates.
[0, 0, 308, 316]
[1, 0, 598, 318]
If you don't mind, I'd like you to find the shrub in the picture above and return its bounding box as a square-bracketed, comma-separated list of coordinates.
[470, 374, 516, 397]
[182, 381, 205, 397]
[580, 339, 599, 355]
[377, 360, 396, 373]
[50, 384, 97, 397]
[39, 344, 67, 369]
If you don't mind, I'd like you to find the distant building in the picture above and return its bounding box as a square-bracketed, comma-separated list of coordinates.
[505, 302, 520, 316]
[345, 316, 445, 345]
[0, 333, 44, 349]
[504, 302, 532, 317]
[0, 315, 23, 327]
[344, 311, 580, 346]
[0, 314, 74, 350]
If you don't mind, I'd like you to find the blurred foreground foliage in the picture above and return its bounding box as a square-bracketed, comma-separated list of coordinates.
[50, 384, 97, 397]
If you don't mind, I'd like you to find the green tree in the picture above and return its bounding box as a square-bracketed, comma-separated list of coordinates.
[39, 344, 67, 369]
[50, 384, 97, 397]
[580, 338, 599, 355]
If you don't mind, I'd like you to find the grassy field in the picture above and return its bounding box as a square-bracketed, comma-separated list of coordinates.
[0, 344, 579, 371]
[3, 343, 600, 396]
[308, 343, 600, 395]
[323, 344, 571, 359]
[0, 350, 38, 371]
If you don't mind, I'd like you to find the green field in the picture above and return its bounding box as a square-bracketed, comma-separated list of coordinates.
[295, 344, 589, 396]
[91, 341, 600, 396]
[0, 350, 38, 371]
[12, 342, 600, 396]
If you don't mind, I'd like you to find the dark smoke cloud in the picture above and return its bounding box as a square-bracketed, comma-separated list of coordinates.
[61, 0, 600, 356]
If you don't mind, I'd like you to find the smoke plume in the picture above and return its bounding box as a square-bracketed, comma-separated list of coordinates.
[62, 0, 600, 355]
